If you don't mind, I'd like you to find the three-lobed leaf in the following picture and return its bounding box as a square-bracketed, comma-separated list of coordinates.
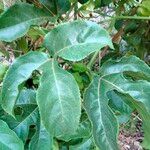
[1, 50, 82, 144]
[1, 51, 48, 116]
[84, 56, 150, 150]
[1, 12, 149, 150]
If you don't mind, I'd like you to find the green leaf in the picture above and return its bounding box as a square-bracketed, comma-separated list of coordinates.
[78, 0, 89, 4]
[44, 20, 113, 61]
[0, 63, 8, 81]
[101, 0, 112, 6]
[16, 37, 28, 53]
[131, 101, 150, 149]
[1, 89, 39, 142]
[138, 0, 150, 16]
[69, 138, 95, 150]
[29, 121, 53, 150]
[84, 56, 150, 150]
[40, 0, 71, 15]
[73, 72, 84, 90]
[79, 0, 101, 11]
[108, 90, 133, 123]
[0, 3, 55, 42]
[16, 89, 37, 105]
[37, 60, 81, 140]
[39, 0, 57, 14]
[56, 0, 71, 14]
[0, 1, 4, 12]
[115, 91, 150, 149]
[72, 63, 88, 73]
[69, 119, 91, 140]
[0, 120, 24, 150]
[1, 51, 48, 116]
[84, 75, 119, 150]
[100, 55, 150, 80]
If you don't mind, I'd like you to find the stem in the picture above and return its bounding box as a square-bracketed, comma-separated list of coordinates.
[74, 2, 78, 20]
[87, 14, 117, 70]
[53, 0, 58, 15]
[115, 16, 150, 20]
[87, 51, 99, 69]
[64, 3, 76, 21]
[40, 1, 55, 16]
[10, 49, 22, 53]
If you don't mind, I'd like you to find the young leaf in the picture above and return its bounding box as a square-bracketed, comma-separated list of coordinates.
[29, 121, 53, 150]
[0, 120, 24, 150]
[0, 3, 55, 42]
[37, 60, 81, 140]
[84, 56, 150, 150]
[1, 51, 48, 116]
[44, 20, 113, 61]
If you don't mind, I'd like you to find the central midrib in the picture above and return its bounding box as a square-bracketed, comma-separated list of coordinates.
[52, 61, 65, 125]
[97, 77, 110, 148]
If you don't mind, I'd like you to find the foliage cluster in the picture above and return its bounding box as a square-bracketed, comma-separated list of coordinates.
[0, 0, 150, 149]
